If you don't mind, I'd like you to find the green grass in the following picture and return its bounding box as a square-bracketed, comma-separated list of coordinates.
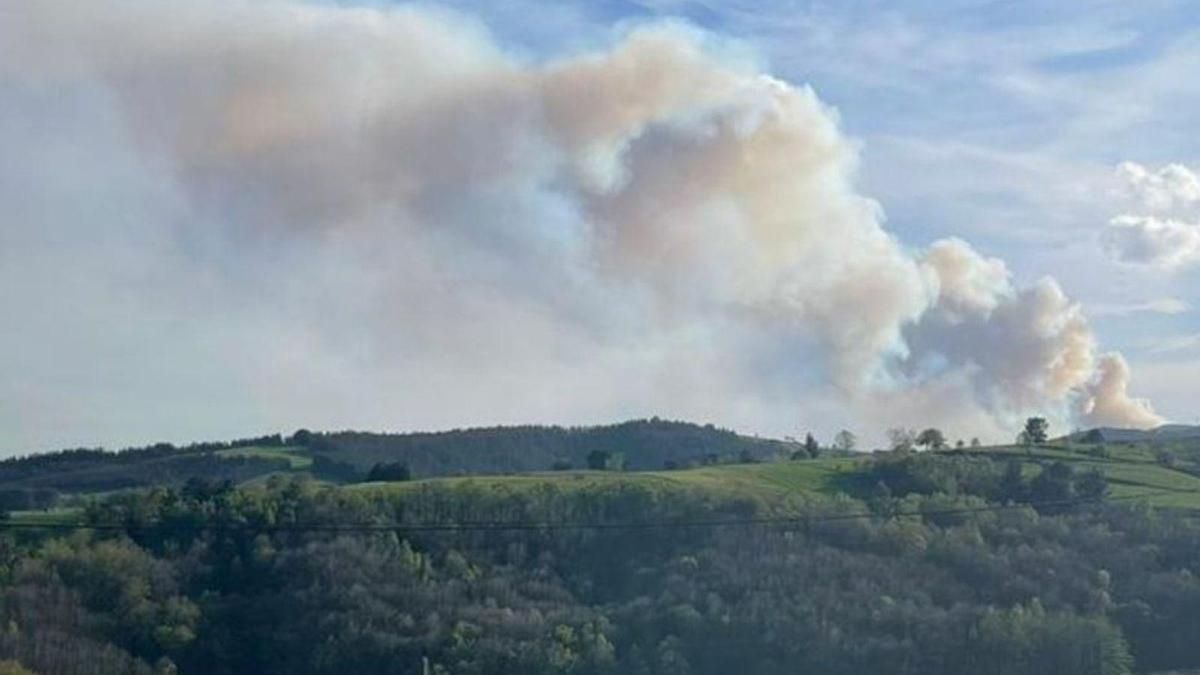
[8, 507, 81, 526]
[350, 443, 1200, 512]
[9, 442, 1200, 530]
[640, 457, 863, 496]
[216, 445, 311, 470]
[351, 456, 866, 514]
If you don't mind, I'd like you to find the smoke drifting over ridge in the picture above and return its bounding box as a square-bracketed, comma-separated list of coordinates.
[0, 0, 1160, 451]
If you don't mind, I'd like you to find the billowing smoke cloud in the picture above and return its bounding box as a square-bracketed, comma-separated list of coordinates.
[906, 240, 1159, 428]
[1104, 162, 1200, 268]
[0, 0, 1160, 452]
[1077, 353, 1163, 429]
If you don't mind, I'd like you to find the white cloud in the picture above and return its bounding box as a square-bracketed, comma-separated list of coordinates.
[1090, 297, 1190, 317]
[1103, 215, 1200, 268]
[1116, 161, 1200, 212]
[1102, 161, 1200, 269]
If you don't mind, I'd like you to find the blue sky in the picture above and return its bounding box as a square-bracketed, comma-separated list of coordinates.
[421, 0, 1200, 422]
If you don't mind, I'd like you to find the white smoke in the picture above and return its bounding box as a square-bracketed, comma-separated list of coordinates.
[905, 240, 1158, 427]
[1104, 162, 1200, 268]
[1077, 353, 1164, 429]
[0, 0, 1161, 451]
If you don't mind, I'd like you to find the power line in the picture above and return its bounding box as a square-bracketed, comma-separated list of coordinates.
[0, 488, 1177, 535]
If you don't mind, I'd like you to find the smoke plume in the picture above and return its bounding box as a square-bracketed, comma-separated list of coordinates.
[0, 0, 1161, 451]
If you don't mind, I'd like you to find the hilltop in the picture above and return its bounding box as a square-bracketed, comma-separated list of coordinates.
[309, 418, 789, 474]
[0, 419, 790, 507]
[1071, 424, 1200, 444]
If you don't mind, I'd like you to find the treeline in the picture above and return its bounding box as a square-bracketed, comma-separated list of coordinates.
[0, 433, 298, 503]
[0, 454, 1198, 674]
[0, 421, 789, 501]
[0, 454, 292, 495]
[858, 452, 1110, 511]
[3, 433, 287, 468]
[306, 418, 787, 476]
[0, 434, 288, 482]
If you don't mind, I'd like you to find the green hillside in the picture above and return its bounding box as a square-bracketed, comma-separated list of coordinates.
[353, 443, 1200, 511]
[307, 418, 791, 475]
[0, 420, 793, 500]
[957, 444, 1200, 508]
[16, 437, 1200, 531]
[8, 429, 1200, 675]
[6, 422, 1200, 521]
[214, 445, 313, 470]
[352, 456, 862, 514]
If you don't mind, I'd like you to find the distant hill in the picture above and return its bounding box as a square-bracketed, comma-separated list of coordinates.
[307, 418, 791, 476]
[0, 434, 299, 506]
[11, 419, 1200, 510]
[1073, 424, 1200, 444]
[0, 420, 792, 503]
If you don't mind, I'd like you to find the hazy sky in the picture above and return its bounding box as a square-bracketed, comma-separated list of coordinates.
[2, 0, 1197, 454]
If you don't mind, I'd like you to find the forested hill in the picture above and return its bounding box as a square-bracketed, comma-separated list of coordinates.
[310, 418, 788, 475]
[0, 419, 788, 500]
[6, 437, 1200, 674]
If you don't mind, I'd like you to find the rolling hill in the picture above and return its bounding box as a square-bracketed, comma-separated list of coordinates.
[1071, 424, 1200, 444]
[6, 421, 1200, 519]
[8, 420, 1200, 675]
[349, 443, 1200, 512]
[0, 420, 792, 501]
[307, 418, 792, 474]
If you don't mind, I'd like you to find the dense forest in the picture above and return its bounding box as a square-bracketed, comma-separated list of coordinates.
[0, 445, 1198, 674]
